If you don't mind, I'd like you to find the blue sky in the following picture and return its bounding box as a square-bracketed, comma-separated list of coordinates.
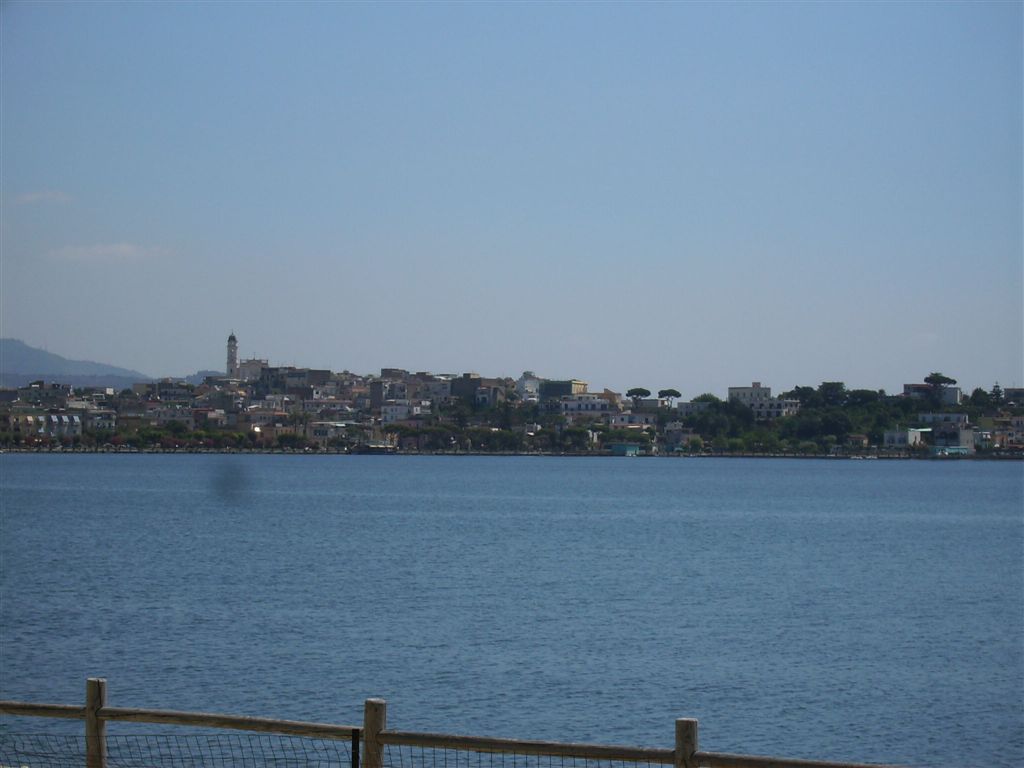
[2, 1, 1021, 396]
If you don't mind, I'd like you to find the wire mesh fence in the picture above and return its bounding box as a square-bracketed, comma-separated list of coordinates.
[0, 688, 903, 768]
[0, 733, 354, 768]
[382, 744, 666, 768]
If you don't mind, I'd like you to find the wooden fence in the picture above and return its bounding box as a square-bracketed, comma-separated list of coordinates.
[0, 678, 902, 768]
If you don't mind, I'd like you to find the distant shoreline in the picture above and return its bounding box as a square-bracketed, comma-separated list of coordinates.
[2, 447, 1021, 461]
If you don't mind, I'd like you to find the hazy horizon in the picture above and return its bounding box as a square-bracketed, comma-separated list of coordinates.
[2, 1, 1021, 396]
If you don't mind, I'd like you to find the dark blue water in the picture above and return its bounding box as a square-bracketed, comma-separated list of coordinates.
[1, 455, 1021, 767]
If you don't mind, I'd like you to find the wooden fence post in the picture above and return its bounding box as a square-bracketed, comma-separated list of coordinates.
[85, 678, 107, 768]
[675, 718, 698, 768]
[363, 698, 387, 768]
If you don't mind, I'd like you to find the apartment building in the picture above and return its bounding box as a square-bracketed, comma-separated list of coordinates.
[728, 382, 800, 420]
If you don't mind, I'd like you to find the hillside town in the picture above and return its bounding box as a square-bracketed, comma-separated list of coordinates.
[1, 334, 1022, 457]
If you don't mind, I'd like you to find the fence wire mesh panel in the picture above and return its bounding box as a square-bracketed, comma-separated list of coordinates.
[0, 734, 83, 768]
[0, 733, 353, 768]
[382, 745, 664, 768]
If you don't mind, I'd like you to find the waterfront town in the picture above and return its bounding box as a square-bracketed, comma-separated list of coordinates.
[1, 333, 1022, 457]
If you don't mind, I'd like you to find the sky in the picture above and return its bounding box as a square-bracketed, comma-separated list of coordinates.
[1, 1, 1021, 397]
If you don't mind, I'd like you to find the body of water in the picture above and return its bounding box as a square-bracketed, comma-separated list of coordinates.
[0, 455, 1021, 767]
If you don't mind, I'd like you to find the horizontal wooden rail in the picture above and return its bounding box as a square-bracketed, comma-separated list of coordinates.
[0, 700, 359, 741]
[380, 729, 676, 763]
[0, 701, 85, 720]
[100, 707, 359, 741]
[694, 750, 901, 768]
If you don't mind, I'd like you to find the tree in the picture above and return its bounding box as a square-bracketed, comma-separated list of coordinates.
[924, 372, 957, 387]
[693, 393, 721, 403]
[165, 420, 190, 437]
[687, 410, 730, 440]
[924, 372, 957, 409]
[658, 388, 681, 405]
[783, 386, 823, 409]
[276, 434, 303, 450]
[562, 427, 592, 452]
[969, 388, 992, 409]
[817, 382, 847, 408]
[820, 410, 852, 440]
[846, 389, 881, 408]
[721, 399, 755, 435]
[626, 388, 651, 409]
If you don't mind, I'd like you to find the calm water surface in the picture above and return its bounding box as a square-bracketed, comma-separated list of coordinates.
[1, 455, 1021, 767]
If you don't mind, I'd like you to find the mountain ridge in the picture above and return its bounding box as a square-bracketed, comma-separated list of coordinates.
[1, 339, 219, 389]
[1, 338, 151, 377]
[0, 338, 164, 389]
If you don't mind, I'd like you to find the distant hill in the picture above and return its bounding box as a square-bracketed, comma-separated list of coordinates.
[180, 370, 223, 386]
[0, 338, 153, 389]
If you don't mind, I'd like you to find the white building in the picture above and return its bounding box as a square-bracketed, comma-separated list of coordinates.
[754, 399, 801, 420]
[149, 406, 195, 430]
[516, 372, 541, 402]
[238, 358, 268, 382]
[883, 428, 927, 448]
[307, 421, 351, 446]
[612, 412, 657, 428]
[728, 382, 774, 406]
[420, 378, 452, 405]
[84, 409, 117, 432]
[931, 425, 975, 454]
[245, 409, 289, 427]
[560, 393, 614, 417]
[381, 401, 425, 424]
[39, 413, 83, 438]
[728, 382, 800, 420]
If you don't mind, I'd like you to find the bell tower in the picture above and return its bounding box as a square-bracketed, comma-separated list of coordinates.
[227, 332, 239, 378]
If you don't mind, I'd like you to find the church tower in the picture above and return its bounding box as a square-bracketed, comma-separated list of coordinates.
[227, 332, 239, 378]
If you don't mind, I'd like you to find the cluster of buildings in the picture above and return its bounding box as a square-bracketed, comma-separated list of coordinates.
[679, 382, 803, 420]
[878, 383, 1024, 455]
[882, 413, 1010, 456]
[1, 334, 1022, 455]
